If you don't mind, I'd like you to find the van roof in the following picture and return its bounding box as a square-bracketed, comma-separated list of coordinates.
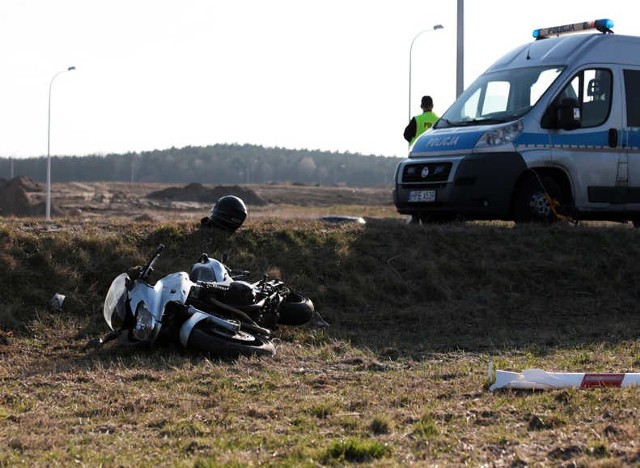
[486, 33, 640, 72]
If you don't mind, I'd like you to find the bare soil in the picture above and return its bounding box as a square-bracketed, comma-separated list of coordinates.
[0, 178, 398, 222]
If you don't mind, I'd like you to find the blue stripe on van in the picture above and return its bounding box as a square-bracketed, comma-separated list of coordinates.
[627, 128, 640, 149]
[549, 131, 610, 147]
[412, 131, 483, 152]
[413, 129, 617, 153]
[516, 132, 549, 146]
[518, 131, 612, 149]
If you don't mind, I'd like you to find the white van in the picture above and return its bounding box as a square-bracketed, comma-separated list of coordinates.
[393, 19, 640, 225]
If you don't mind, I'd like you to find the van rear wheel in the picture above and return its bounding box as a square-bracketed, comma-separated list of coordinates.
[514, 175, 566, 224]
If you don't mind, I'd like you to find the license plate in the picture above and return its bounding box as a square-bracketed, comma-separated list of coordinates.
[408, 190, 436, 202]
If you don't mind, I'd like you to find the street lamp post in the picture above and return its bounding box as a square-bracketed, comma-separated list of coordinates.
[46, 66, 76, 221]
[408, 25, 443, 122]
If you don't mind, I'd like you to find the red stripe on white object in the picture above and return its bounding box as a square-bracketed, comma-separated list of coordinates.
[580, 373, 625, 388]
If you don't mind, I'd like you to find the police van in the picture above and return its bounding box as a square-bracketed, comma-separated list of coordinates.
[393, 19, 640, 225]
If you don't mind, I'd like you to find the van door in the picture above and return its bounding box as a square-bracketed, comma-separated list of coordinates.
[549, 68, 625, 210]
[622, 68, 640, 210]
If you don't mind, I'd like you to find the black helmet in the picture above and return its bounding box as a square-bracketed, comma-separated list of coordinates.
[201, 195, 247, 232]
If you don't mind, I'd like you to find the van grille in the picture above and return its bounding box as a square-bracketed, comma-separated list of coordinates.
[402, 162, 452, 183]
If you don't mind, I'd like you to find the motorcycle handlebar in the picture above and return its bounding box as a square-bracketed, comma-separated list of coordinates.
[139, 244, 165, 282]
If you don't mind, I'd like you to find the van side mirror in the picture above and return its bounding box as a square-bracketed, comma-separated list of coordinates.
[557, 97, 581, 130]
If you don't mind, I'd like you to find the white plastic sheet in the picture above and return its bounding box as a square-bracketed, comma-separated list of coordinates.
[489, 367, 640, 391]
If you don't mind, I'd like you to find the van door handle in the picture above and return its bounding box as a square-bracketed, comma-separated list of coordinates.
[608, 128, 618, 148]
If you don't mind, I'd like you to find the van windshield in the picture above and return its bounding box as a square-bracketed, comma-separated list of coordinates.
[437, 66, 565, 127]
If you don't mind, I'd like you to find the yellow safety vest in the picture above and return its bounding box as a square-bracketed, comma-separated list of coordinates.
[411, 111, 439, 145]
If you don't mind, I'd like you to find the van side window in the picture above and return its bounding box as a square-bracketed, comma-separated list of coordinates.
[545, 68, 612, 128]
[623, 69, 640, 126]
[582, 69, 612, 127]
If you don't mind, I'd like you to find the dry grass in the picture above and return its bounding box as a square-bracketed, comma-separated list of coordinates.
[1, 213, 640, 466]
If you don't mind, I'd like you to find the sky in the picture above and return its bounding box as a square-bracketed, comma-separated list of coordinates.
[1, 0, 639, 161]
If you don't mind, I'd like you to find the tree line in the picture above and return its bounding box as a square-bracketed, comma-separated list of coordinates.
[0, 144, 401, 187]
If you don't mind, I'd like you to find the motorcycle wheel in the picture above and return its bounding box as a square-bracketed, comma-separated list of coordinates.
[188, 323, 275, 357]
[278, 292, 314, 326]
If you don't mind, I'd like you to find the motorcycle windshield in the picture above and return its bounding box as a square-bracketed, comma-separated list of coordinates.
[103, 273, 129, 330]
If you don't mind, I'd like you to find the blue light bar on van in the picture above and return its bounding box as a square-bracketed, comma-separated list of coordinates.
[533, 19, 614, 39]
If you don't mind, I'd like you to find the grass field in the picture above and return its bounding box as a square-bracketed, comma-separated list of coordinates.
[1, 210, 640, 466]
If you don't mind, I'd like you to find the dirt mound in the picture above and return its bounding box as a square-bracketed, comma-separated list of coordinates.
[147, 183, 267, 205]
[0, 177, 63, 217]
[0, 176, 42, 193]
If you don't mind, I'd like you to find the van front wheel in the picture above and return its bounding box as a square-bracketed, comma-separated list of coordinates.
[513, 175, 565, 224]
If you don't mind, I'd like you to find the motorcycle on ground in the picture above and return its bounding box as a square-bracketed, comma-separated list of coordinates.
[91, 195, 315, 357]
[93, 243, 315, 357]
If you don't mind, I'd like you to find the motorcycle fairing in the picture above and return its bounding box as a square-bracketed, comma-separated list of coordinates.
[178, 306, 241, 347]
[179, 310, 210, 347]
[128, 272, 195, 342]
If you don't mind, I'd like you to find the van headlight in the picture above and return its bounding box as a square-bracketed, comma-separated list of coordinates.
[132, 302, 156, 341]
[475, 120, 523, 148]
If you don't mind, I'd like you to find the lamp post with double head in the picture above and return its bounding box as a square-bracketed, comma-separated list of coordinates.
[408, 25, 443, 122]
[46, 66, 76, 221]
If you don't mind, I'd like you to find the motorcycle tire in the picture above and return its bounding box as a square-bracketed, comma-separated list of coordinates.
[188, 322, 275, 357]
[278, 292, 314, 326]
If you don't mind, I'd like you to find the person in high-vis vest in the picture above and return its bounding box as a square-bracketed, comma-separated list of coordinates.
[403, 95, 439, 145]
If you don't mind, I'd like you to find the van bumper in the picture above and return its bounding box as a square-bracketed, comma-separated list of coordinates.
[393, 152, 527, 220]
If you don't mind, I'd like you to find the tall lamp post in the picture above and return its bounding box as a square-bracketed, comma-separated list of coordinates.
[408, 24, 443, 122]
[46, 66, 76, 221]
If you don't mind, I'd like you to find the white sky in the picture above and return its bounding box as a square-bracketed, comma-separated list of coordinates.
[1, 0, 638, 160]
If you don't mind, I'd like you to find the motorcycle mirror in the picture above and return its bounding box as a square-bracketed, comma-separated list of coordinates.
[222, 252, 229, 263]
